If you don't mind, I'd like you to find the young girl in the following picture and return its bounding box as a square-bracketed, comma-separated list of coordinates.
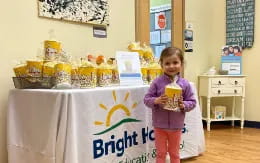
[228, 46, 234, 56]
[144, 47, 196, 163]
[233, 46, 242, 56]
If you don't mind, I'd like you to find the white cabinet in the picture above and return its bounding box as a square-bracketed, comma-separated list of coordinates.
[198, 75, 246, 131]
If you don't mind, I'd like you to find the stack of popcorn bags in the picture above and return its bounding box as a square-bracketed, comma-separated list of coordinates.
[13, 40, 159, 89]
[13, 39, 120, 89]
[127, 42, 182, 113]
[72, 55, 119, 88]
[127, 42, 162, 84]
[13, 40, 71, 89]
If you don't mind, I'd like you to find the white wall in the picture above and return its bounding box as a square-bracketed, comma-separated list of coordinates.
[1, 0, 259, 162]
[186, 0, 260, 122]
[184, 0, 213, 84]
[0, 1, 135, 162]
[207, 0, 260, 122]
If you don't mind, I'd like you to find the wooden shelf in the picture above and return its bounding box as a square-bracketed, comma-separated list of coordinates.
[202, 116, 240, 122]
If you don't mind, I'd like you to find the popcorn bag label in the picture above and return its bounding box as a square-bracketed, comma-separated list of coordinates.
[44, 40, 61, 61]
[27, 61, 43, 77]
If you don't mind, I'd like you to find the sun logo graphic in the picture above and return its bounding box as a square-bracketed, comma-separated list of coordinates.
[93, 90, 141, 135]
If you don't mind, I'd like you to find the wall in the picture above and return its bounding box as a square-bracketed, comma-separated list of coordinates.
[0, 1, 135, 162]
[184, 0, 213, 84]
[1, 0, 259, 162]
[207, 0, 260, 122]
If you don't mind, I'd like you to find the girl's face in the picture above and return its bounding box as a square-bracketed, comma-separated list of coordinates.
[234, 49, 239, 53]
[229, 47, 234, 52]
[224, 50, 229, 55]
[161, 54, 182, 76]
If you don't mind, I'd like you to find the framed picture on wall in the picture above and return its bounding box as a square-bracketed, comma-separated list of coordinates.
[38, 0, 109, 26]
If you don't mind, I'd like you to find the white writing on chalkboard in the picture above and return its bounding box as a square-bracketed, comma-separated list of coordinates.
[226, 0, 255, 48]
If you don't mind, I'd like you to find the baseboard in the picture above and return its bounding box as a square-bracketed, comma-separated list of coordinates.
[244, 121, 260, 128]
[202, 120, 260, 129]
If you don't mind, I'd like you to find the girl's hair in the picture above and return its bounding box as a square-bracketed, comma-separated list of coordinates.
[223, 47, 229, 52]
[159, 47, 184, 64]
[233, 46, 240, 52]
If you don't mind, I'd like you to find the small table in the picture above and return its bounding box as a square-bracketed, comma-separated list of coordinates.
[198, 75, 246, 131]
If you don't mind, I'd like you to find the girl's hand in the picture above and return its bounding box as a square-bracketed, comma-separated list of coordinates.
[154, 95, 168, 105]
[178, 96, 185, 111]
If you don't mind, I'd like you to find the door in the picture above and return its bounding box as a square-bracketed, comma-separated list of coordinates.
[135, 0, 185, 73]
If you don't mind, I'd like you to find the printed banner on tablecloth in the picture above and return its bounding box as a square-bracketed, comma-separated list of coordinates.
[89, 88, 156, 162]
[64, 85, 203, 163]
[7, 84, 204, 163]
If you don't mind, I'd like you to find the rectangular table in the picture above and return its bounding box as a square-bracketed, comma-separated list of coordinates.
[7, 84, 205, 163]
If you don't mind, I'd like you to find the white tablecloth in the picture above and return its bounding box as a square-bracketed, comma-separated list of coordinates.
[7, 84, 205, 163]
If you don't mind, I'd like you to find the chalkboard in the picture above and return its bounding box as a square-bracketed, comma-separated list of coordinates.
[226, 0, 255, 48]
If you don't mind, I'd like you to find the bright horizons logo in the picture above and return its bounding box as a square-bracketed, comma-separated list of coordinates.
[94, 90, 141, 135]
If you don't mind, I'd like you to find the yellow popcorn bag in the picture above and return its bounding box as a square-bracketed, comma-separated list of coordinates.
[97, 63, 113, 87]
[128, 42, 144, 60]
[112, 67, 119, 85]
[148, 68, 162, 83]
[26, 60, 43, 77]
[128, 42, 140, 51]
[70, 63, 80, 88]
[142, 43, 154, 62]
[148, 62, 162, 83]
[108, 59, 119, 85]
[71, 67, 79, 77]
[54, 62, 71, 87]
[44, 40, 61, 61]
[43, 62, 56, 77]
[13, 64, 27, 77]
[78, 66, 97, 88]
[132, 49, 144, 58]
[71, 66, 79, 79]
[141, 67, 148, 84]
[164, 80, 182, 112]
